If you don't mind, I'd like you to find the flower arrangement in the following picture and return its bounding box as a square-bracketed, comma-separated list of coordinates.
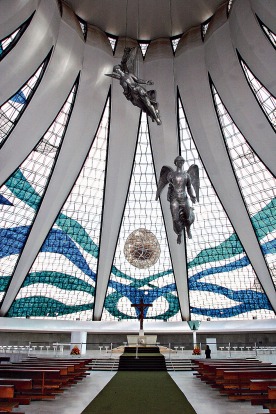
[70, 345, 81, 355]
[192, 346, 201, 355]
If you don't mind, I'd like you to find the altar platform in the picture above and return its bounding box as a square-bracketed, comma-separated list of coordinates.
[127, 334, 157, 347]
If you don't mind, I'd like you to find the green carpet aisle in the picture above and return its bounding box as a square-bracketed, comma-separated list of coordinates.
[81, 371, 197, 414]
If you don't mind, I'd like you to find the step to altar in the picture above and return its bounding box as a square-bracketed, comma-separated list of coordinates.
[124, 346, 160, 354]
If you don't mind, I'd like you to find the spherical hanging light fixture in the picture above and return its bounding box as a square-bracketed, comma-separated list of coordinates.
[124, 228, 160, 269]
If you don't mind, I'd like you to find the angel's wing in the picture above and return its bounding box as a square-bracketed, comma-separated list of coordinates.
[187, 164, 200, 202]
[105, 73, 121, 80]
[121, 47, 137, 74]
[156, 166, 173, 200]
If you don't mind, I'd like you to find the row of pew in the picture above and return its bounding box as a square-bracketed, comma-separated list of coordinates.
[0, 356, 93, 413]
[193, 358, 276, 413]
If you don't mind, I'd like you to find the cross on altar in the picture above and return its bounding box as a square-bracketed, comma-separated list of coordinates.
[131, 299, 152, 331]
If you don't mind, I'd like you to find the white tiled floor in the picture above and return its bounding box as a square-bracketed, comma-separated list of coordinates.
[170, 371, 269, 414]
[11, 350, 275, 414]
[13, 371, 116, 414]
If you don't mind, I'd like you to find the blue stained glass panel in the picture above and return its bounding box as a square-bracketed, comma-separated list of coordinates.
[178, 97, 274, 320]
[9, 98, 110, 320]
[0, 82, 78, 306]
[102, 112, 181, 322]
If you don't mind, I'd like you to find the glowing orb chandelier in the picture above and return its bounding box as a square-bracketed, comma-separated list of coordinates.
[124, 228, 161, 269]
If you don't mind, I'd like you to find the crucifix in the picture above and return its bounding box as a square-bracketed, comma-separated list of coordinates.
[131, 298, 152, 331]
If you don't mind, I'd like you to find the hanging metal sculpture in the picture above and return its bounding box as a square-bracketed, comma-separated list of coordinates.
[156, 156, 200, 243]
[105, 47, 161, 125]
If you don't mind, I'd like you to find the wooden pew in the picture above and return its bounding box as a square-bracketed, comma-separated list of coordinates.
[12, 361, 89, 383]
[0, 358, 92, 411]
[0, 385, 14, 399]
[260, 386, 276, 413]
[3, 357, 92, 388]
[0, 358, 92, 413]
[3, 368, 80, 397]
[23, 357, 92, 373]
[16, 361, 88, 377]
[196, 362, 271, 385]
[11, 358, 92, 390]
[268, 385, 276, 402]
[193, 358, 258, 369]
[0, 379, 32, 392]
[250, 386, 276, 412]
[216, 365, 275, 382]
[0, 366, 72, 387]
[221, 369, 276, 401]
[0, 401, 20, 413]
[218, 375, 276, 398]
[216, 367, 276, 406]
[0, 368, 63, 397]
[194, 359, 265, 377]
[22, 358, 92, 380]
[250, 378, 276, 391]
[210, 366, 268, 386]
[0, 383, 29, 411]
[194, 359, 276, 409]
[223, 369, 276, 383]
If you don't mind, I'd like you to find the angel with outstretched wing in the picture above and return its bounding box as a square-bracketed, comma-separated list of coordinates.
[156, 156, 199, 243]
[105, 47, 161, 125]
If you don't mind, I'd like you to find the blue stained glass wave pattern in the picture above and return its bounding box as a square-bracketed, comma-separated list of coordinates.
[2, 217, 273, 319]
[6, 99, 110, 320]
[1, 115, 274, 319]
[0, 82, 78, 305]
[178, 96, 275, 320]
[212, 81, 276, 287]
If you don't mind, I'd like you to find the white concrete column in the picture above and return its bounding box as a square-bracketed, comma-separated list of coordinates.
[193, 331, 197, 347]
[71, 331, 87, 355]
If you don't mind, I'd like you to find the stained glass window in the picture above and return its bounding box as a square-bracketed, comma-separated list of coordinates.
[0, 80, 78, 306]
[107, 34, 118, 54]
[178, 96, 274, 320]
[227, 0, 233, 15]
[201, 17, 211, 40]
[139, 42, 150, 58]
[0, 13, 34, 61]
[258, 18, 276, 48]
[102, 112, 181, 322]
[0, 29, 20, 58]
[0, 53, 51, 148]
[211, 82, 276, 288]
[8, 97, 110, 319]
[240, 59, 276, 130]
[171, 36, 181, 53]
[78, 17, 87, 41]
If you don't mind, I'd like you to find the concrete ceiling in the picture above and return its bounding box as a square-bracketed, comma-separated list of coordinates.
[64, 0, 226, 39]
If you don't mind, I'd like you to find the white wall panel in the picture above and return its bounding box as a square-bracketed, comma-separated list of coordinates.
[230, 0, 276, 96]
[175, 28, 276, 312]
[204, 2, 227, 43]
[145, 39, 190, 320]
[0, 3, 84, 187]
[0, 0, 60, 105]
[0, 316, 275, 334]
[0, 21, 112, 316]
[205, 5, 276, 176]
[250, 0, 276, 34]
[0, 0, 38, 39]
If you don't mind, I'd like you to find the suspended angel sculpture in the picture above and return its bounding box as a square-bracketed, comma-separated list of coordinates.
[156, 156, 200, 243]
[105, 47, 161, 125]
